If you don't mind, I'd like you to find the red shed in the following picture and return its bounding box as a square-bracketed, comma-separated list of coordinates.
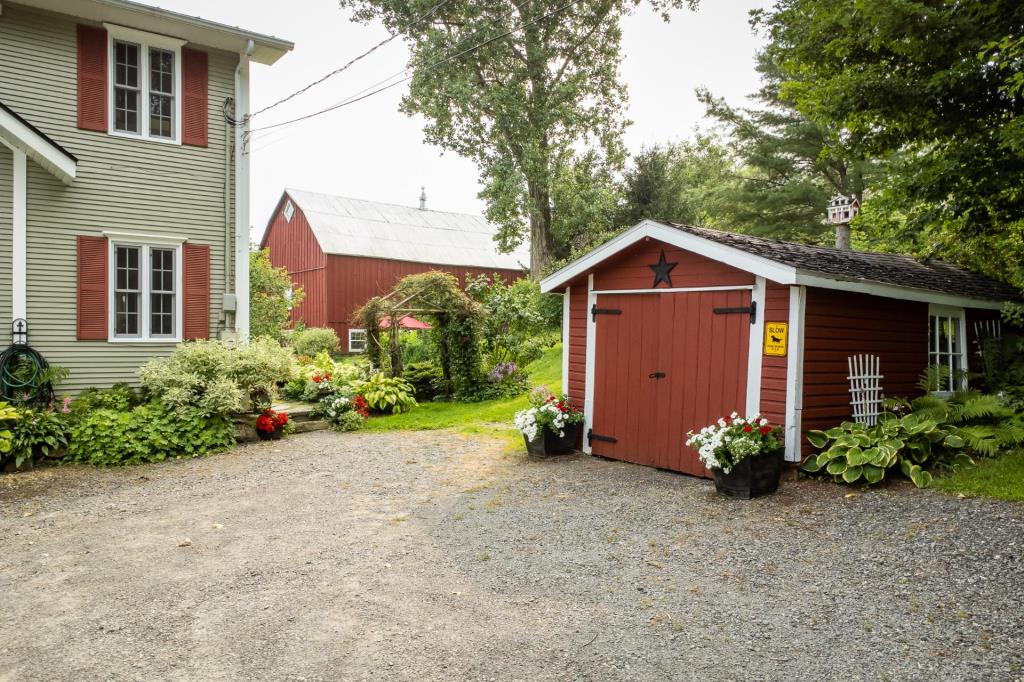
[261, 189, 529, 352]
[542, 220, 1017, 477]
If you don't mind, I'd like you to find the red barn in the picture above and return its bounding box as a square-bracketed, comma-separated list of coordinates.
[542, 220, 1017, 477]
[261, 189, 529, 352]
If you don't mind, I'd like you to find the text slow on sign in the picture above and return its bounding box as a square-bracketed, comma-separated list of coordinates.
[764, 322, 788, 356]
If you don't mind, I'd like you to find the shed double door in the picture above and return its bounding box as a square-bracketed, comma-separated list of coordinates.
[589, 290, 751, 477]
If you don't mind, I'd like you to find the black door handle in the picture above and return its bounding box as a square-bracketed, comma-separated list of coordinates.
[649, 372, 666, 379]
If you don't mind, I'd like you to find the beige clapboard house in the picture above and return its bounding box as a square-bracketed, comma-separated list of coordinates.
[0, 0, 291, 391]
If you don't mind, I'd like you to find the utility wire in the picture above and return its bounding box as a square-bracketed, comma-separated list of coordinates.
[246, 0, 584, 135]
[231, 0, 450, 125]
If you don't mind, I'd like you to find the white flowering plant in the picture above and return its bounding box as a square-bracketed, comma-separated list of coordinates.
[685, 413, 782, 473]
[513, 388, 584, 442]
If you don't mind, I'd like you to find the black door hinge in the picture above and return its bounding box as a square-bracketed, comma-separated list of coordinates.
[587, 429, 618, 445]
[591, 304, 622, 322]
[712, 300, 757, 324]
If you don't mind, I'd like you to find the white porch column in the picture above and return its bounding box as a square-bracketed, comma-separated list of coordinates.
[12, 147, 26, 324]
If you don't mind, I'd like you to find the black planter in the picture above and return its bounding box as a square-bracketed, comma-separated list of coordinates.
[524, 422, 581, 457]
[713, 450, 782, 499]
[257, 429, 274, 441]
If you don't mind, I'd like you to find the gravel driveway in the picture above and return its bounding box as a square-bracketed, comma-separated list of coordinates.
[1, 430, 1022, 681]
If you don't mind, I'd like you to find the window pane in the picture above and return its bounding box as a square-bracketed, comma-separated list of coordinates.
[114, 89, 140, 133]
[114, 42, 139, 88]
[151, 293, 174, 336]
[149, 94, 173, 138]
[150, 48, 174, 94]
[116, 292, 140, 336]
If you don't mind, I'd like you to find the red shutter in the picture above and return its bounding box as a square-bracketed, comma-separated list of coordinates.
[183, 243, 211, 340]
[76, 24, 108, 132]
[77, 236, 108, 340]
[182, 48, 209, 147]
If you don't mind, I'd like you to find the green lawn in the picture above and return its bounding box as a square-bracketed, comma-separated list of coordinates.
[363, 344, 563, 447]
[933, 450, 1024, 502]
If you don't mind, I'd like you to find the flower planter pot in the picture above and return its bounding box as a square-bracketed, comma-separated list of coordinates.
[257, 427, 284, 441]
[713, 450, 782, 499]
[524, 422, 581, 457]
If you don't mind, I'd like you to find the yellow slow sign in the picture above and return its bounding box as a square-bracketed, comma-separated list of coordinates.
[764, 322, 788, 356]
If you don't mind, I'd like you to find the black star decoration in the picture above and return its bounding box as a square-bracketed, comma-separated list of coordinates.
[648, 249, 678, 288]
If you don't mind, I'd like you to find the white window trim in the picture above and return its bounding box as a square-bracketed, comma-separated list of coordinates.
[348, 328, 367, 353]
[107, 240, 183, 343]
[927, 304, 969, 395]
[105, 23, 185, 145]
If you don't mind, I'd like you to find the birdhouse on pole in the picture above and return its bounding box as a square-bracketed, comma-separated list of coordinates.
[827, 194, 860, 225]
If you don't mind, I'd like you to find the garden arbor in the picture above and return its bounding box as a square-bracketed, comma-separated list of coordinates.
[355, 272, 485, 398]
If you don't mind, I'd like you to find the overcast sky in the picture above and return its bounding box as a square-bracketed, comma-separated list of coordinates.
[142, 0, 770, 242]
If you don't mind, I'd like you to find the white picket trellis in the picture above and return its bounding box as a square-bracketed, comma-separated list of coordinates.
[973, 319, 1002, 358]
[848, 354, 883, 426]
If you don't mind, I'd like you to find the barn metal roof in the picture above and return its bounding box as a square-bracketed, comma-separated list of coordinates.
[284, 189, 530, 272]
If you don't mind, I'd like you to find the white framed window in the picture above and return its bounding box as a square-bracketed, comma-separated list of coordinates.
[927, 305, 968, 394]
[108, 239, 183, 342]
[106, 24, 184, 144]
[349, 328, 367, 353]
[283, 200, 295, 222]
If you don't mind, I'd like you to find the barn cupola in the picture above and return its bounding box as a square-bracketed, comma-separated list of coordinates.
[827, 194, 860, 251]
[419, 186, 427, 211]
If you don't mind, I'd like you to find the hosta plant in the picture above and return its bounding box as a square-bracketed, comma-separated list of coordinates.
[0, 401, 19, 455]
[802, 413, 972, 489]
[349, 373, 417, 414]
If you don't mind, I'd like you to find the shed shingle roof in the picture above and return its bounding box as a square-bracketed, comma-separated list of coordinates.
[668, 223, 1019, 303]
[283, 189, 529, 272]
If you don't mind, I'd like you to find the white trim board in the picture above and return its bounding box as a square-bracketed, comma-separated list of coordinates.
[0, 106, 76, 184]
[583, 274, 597, 455]
[784, 286, 807, 462]
[11, 148, 26, 322]
[561, 288, 570, 395]
[233, 49, 252, 340]
[592, 285, 754, 295]
[745, 277, 766, 417]
[541, 220, 1009, 310]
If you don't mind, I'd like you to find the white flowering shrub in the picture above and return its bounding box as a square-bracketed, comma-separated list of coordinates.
[685, 413, 781, 473]
[513, 390, 584, 441]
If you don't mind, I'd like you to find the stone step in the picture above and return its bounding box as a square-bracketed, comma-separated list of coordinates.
[269, 401, 320, 422]
[292, 420, 330, 434]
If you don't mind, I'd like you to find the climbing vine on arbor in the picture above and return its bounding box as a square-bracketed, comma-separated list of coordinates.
[354, 271, 485, 400]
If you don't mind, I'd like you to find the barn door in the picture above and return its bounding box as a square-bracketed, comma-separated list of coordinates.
[589, 290, 752, 477]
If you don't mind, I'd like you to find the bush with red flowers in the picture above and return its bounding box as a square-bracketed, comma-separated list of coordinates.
[685, 413, 782, 473]
[255, 408, 290, 440]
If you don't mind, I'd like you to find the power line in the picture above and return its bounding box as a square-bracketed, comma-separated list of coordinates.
[246, 0, 585, 136]
[233, 0, 450, 125]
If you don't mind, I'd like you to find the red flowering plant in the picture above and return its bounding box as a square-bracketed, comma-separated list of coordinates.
[685, 413, 782, 473]
[255, 408, 290, 438]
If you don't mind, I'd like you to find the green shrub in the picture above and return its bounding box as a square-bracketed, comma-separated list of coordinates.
[465, 275, 549, 367]
[229, 337, 297, 409]
[64, 384, 141, 423]
[5, 408, 69, 470]
[292, 327, 341, 357]
[349, 373, 417, 414]
[332, 410, 366, 432]
[399, 331, 434, 364]
[66, 401, 234, 466]
[481, 362, 531, 399]
[0, 401, 19, 455]
[140, 339, 295, 416]
[403, 361, 444, 401]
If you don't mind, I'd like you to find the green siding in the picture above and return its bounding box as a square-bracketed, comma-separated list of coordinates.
[0, 147, 10, 332]
[0, 4, 238, 392]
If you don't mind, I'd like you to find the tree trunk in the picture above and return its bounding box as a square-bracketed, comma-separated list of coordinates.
[527, 180, 555, 279]
[834, 223, 851, 250]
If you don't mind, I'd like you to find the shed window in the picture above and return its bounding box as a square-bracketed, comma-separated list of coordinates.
[927, 306, 967, 393]
[349, 329, 367, 353]
[111, 242, 181, 340]
[109, 29, 181, 143]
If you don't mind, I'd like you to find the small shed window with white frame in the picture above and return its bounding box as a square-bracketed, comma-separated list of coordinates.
[927, 304, 968, 394]
[349, 328, 367, 353]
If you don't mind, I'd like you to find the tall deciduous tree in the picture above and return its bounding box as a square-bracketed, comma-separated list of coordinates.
[757, 0, 1024, 285]
[249, 249, 304, 340]
[339, 0, 695, 277]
